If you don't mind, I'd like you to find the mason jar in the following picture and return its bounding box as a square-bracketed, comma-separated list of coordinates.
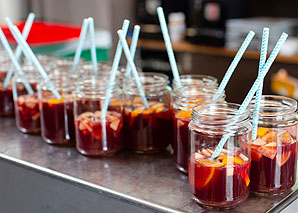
[189, 102, 252, 209]
[173, 86, 225, 173]
[13, 65, 41, 133]
[38, 72, 76, 145]
[249, 95, 297, 195]
[123, 72, 173, 153]
[0, 61, 17, 116]
[74, 76, 124, 156]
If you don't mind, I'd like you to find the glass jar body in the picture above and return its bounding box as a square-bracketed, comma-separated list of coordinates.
[0, 62, 15, 116]
[188, 103, 252, 209]
[123, 72, 173, 153]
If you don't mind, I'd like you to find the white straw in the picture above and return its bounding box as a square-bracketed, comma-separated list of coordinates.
[3, 13, 35, 88]
[88, 17, 98, 73]
[125, 25, 140, 77]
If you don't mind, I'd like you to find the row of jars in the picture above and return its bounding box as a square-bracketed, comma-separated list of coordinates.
[0, 55, 297, 209]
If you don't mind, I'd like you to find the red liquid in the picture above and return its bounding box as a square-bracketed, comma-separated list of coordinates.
[0, 86, 14, 116]
[40, 100, 75, 145]
[174, 116, 190, 173]
[124, 102, 173, 153]
[250, 128, 297, 194]
[15, 94, 40, 133]
[189, 149, 250, 209]
[75, 111, 124, 156]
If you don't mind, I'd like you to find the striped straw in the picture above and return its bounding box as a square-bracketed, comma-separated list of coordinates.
[88, 17, 98, 73]
[125, 25, 140, 77]
[10, 25, 61, 99]
[252, 28, 269, 141]
[117, 30, 149, 108]
[214, 31, 255, 99]
[0, 28, 34, 95]
[71, 18, 89, 72]
[3, 13, 35, 88]
[211, 32, 288, 159]
[157, 7, 181, 87]
[100, 19, 130, 120]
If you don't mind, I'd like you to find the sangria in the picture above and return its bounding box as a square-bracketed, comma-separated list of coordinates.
[189, 103, 251, 208]
[249, 95, 297, 194]
[0, 64, 14, 116]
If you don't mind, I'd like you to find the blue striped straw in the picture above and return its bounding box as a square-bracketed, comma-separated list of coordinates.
[100, 19, 130, 120]
[211, 32, 288, 159]
[125, 25, 140, 77]
[252, 28, 269, 141]
[10, 25, 61, 99]
[3, 13, 35, 88]
[157, 7, 181, 87]
[88, 17, 98, 73]
[0, 28, 34, 95]
[71, 18, 89, 72]
[117, 30, 149, 108]
[214, 31, 255, 99]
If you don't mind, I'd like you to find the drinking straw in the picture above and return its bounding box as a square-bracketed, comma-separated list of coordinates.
[117, 29, 149, 108]
[252, 28, 269, 141]
[10, 25, 61, 99]
[88, 17, 98, 73]
[3, 13, 35, 88]
[214, 31, 255, 99]
[0, 28, 34, 95]
[124, 25, 140, 77]
[211, 32, 288, 159]
[100, 19, 130, 120]
[157, 7, 181, 87]
[71, 18, 89, 72]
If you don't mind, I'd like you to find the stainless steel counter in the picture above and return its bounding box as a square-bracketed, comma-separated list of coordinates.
[0, 117, 297, 212]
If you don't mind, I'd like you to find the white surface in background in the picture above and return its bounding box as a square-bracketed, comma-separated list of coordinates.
[0, 0, 22, 24]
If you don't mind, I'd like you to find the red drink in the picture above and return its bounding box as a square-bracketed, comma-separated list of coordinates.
[15, 94, 40, 133]
[40, 98, 75, 145]
[189, 147, 250, 208]
[173, 110, 192, 173]
[250, 127, 297, 194]
[124, 101, 173, 153]
[75, 111, 124, 156]
[0, 85, 14, 116]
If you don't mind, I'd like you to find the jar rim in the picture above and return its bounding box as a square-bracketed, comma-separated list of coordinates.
[174, 85, 224, 99]
[192, 102, 250, 124]
[249, 95, 297, 118]
[173, 74, 218, 86]
[124, 72, 169, 89]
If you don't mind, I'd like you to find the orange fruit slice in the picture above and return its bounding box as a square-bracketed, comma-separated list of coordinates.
[175, 110, 192, 119]
[257, 127, 268, 137]
[280, 131, 294, 145]
[261, 130, 277, 143]
[257, 144, 277, 159]
[242, 172, 250, 186]
[195, 158, 224, 167]
[276, 151, 291, 167]
[48, 99, 64, 106]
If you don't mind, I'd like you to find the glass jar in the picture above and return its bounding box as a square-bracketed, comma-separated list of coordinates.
[38, 72, 76, 145]
[249, 95, 297, 195]
[123, 72, 173, 153]
[74, 76, 124, 156]
[173, 86, 225, 173]
[172, 74, 218, 91]
[189, 103, 252, 209]
[0, 62, 15, 116]
[13, 66, 41, 133]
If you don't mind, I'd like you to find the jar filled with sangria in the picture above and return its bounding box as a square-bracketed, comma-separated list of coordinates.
[13, 65, 41, 133]
[74, 75, 124, 156]
[173, 86, 225, 173]
[0, 61, 15, 116]
[249, 95, 297, 195]
[189, 102, 252, 209]
[123, 72, 173, 153]
[38, 72, 76, 145]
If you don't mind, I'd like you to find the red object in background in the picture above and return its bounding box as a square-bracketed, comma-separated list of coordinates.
[1, 21, 81, 46]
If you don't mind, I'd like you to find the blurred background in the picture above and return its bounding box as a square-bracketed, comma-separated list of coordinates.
[1, 0, 298, 103]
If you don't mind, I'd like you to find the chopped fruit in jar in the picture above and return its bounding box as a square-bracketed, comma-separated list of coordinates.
[201, 149, 212, 158]
[251, 149, 262, 162]
[252, 138, 267, 146]
[175, 110, 192, 119]
[257, 127, 268, 137]
[207, 148, 214, 155]
[143, 108, 154, 114]
[48, 99, 64, 106]
[239, 153, 249, 162]
[194, 152, 205, 160]
[280, 131, 294, 144]
[257, 144, 277, 159]
[177, 120, 186, 127]
[218, 155, 245, 165]
[261, 130, 277, 143]
[241, 171, 250, 186]
[276, 151, 291, 167]
[195, 158, 224, 168]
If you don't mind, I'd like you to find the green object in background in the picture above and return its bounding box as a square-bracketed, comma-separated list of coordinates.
[31, 29, 111, 62]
